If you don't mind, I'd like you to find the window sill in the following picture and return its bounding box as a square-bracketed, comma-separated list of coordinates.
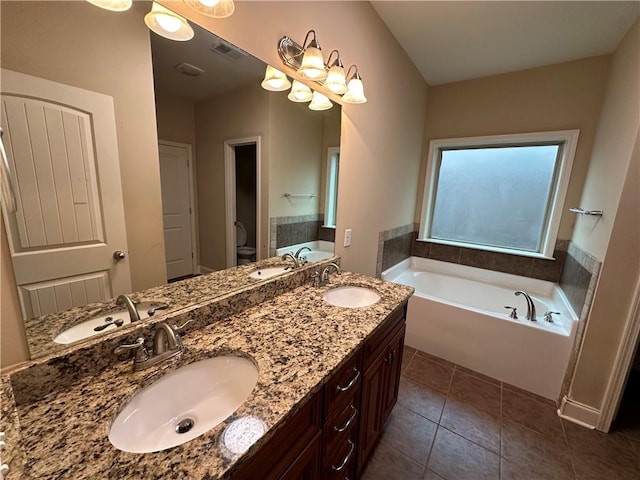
[416, 238, 558, 261]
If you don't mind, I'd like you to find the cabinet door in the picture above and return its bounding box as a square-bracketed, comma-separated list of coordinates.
[356, 352, 386, 476]
[381, 326, 406, 424]
[279, 431, 322, 480]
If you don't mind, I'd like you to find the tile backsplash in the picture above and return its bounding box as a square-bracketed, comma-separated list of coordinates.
[377, 227, 568, 282]
[270, 214, 325, 256]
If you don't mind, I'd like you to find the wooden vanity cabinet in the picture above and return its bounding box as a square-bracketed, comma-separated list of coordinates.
[356, 306, 406, 476]
[234, 392, 322, 480]
[322, 352, 362, 480]
[233, 303, 407, 480]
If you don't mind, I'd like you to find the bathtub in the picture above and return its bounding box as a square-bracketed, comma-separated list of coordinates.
[382, 257, 578, 400]
[276, 240, 335, 263]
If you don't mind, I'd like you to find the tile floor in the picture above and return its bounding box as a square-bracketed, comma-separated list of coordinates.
[361, 346, 640, 480]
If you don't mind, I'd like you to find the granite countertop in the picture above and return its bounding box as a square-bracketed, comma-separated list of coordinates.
[9, 272, 413, 479]
[24, 256, 326, 359]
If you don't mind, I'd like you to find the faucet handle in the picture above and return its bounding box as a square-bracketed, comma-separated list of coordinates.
[504, 306, 518, 319]
[543, 311, 560, 323]
[311, 271, 320, 288]
[114, 337, 149, 363]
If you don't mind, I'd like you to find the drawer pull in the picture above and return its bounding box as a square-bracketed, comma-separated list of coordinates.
[334, 405, 358, 433]
[331, 439, 355, 471]
[335, 368, 360, 393]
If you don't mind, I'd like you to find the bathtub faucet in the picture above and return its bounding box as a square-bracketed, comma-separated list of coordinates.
[514, 290, 536, 321]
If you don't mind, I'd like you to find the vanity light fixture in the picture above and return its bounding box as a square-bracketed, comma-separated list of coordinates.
[276, 30, 366, 105]
[261, 65, 291, 92]
[308, 91, 333, 111]
[86, 0, 132, 11]
[287, 80, 313, 102]
[145, 2, 194, 41]
[183, 0, 235, 19]
[342, 65, 367, 104]
[324, 50, 348, 95]
[297, 30, 327, 81]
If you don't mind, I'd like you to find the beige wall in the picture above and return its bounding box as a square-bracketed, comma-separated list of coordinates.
[572, 22, 640, 262]
[0, 1, 167, 367]
[161, 0, 428, 277]
[268, 93, 324, 218]
[1, 220, 29, 367]
[155, 93, 196, 146]
[418, 56, 611, 241]
[566, 21, 640, 410]
[195, 84, 271, 269]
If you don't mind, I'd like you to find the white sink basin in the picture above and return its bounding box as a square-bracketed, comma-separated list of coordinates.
[53, 304, 153, 345]
[108, 356, 259, 453]
[248, 266, 291, 280]
[323, 286, 381, 308]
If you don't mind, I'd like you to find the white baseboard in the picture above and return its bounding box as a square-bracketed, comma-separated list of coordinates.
[557, 396, 600, 429]
[198, 265, 214, 274]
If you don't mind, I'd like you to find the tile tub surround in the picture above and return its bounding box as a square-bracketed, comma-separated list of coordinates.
[377, 223, 417, 277]
[4, 273, 413, 478]
[559, 241, 602, 401]
[376, 225, 568, 282]
[270, 214, 324, 256]
[23, 255, 338, 360]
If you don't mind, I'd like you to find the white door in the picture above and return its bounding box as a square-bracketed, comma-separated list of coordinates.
[158, 142, 194, 280]
[1, 69, 131, 319]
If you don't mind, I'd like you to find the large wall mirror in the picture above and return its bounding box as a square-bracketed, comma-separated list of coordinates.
[0, 0, 340, 360]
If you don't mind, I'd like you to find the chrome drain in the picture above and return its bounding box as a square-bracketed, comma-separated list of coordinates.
[175, 418, 195, 434]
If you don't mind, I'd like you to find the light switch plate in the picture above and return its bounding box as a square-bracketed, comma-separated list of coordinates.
[344, 229, 352, 247]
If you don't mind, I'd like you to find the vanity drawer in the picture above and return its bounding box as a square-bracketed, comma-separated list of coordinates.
[324, 352, 362, 419]
[323, 395, 359, 452]
[322, 429, 357, 480]
[362, 303, 406, 369]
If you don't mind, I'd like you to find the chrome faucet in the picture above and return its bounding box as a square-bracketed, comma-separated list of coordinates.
[116, 294, 140, 322]
[321, 262, 341, 284]
[114, 321, 184, 371]
[282, 253, 300, 268]
[294, 246, 312, 264]
[515, 290, 536, 321]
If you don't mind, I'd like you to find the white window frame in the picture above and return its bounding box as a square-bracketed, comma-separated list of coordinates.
[324, 147, 340, 228]
[418, 130, 580, 259]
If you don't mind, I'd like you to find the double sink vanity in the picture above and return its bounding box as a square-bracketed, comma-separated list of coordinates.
[1, 255, 413, 479]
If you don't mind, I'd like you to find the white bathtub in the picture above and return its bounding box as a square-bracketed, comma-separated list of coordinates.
[382, 257, 578, 400]
[276, 240, 335, 263]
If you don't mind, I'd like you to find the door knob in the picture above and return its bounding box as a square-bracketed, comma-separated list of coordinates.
[113, 250, 126, 261]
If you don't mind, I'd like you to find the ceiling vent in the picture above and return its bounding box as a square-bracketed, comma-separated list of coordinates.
[210, 39, 248, 60]
[175, 62, 205, 77]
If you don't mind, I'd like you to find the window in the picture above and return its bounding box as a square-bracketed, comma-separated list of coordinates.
[324, 147, 340, 228]
[418, 130, 579, 258]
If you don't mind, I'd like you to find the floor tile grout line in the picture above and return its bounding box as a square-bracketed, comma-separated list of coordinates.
[559, 418, 579, 480]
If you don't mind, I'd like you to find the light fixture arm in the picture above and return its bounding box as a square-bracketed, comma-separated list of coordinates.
[326, 50, 343, 68]
[346, 64, 361, 81]
[301, 29, 320, 50]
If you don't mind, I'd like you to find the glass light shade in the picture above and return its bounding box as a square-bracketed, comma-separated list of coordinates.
[298, 47, 327, 80]
[86, 0, 132, 11]
[287, 81, 313, 102]
[342, 78, 367, 104]
[261, 66, 291, 92]
[325, 65, 348, 94]
[309, 91, 333, 111]
[184, 0, 235, 18]
[145, 3, 194, 41]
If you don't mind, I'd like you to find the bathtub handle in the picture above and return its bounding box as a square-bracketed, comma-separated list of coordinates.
[336, 368, 361, 392]
[543, 311, 560, 323]
[504, 306, 518, 319]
